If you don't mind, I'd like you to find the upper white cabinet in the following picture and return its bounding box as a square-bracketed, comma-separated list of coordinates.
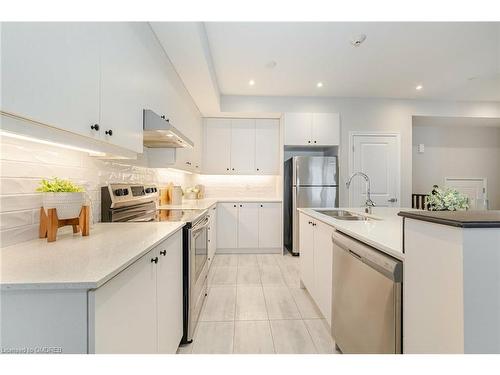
[1, 23, 101, 141]
[284, 112, 340, 146]
[231, 119, 256, 174]
[204, 118, 232, 174]
[255, 119, 280, 174]
[100, 23, 152, 154]
[204, 118, 280, 175]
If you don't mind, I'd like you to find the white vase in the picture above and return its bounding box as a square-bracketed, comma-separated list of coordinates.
[42, 192, 85, 220]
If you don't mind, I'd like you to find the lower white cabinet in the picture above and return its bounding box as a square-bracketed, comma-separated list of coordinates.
[207, 204, 217, 267]
[237, 203, 260, 248]
[217, 202, 282, 251]
[90, 230, 183, 353]
[217, 203, 239, 249]
[299, 213, 334, 327]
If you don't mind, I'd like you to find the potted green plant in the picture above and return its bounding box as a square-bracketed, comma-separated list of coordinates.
[36, 178, 85, 219]
[427, 185, 469, 211]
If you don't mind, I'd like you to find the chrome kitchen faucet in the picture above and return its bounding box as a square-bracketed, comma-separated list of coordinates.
[346, 172, 376, 214]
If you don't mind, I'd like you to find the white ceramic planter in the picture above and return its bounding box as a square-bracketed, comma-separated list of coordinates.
[42, 192, 85, 219]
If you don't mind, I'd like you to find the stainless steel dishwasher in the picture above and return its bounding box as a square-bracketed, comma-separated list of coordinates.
[331, 231, 402, 354]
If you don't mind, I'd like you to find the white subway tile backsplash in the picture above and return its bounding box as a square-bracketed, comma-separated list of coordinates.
[0, 210, 33, 230]
[0, 194, 43, 212]
[0, 224, 39, 248]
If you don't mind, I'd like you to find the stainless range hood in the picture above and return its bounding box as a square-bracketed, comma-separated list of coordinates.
[143, 109, 194, 148]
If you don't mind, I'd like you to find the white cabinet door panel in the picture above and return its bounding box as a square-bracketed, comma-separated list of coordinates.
[311, 113, 340, 146]
[93, 250, 157, 354]
[313, 221, 334, 326]
[207, 206, 217, 265]
[284, 113, 312, 146]
[217, 203, 238, 249]
[255, 119, 280, 174]
[230, 119, 256, 174]
[100, 22, 152, 153]
[1, 23, 100, 139]
[204, 118, 232, 174]
[237, 203, 259, 248]
[299, 213, 315, 291]
[258, 203, 281, 248]
[156, 231, 183, 354]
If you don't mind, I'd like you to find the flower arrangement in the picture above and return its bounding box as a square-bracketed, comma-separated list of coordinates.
[36, 177, 84, 193]
[427, 185, 469, 211]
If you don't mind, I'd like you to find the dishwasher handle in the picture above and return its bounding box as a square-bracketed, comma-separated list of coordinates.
[332, 231, 402, 282]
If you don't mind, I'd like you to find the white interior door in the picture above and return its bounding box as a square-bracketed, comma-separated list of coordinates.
[350, 133, 400, 207]
[444, 177, 487, 210]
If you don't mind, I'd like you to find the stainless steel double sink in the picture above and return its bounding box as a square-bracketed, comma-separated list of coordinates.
[315, 210, 374, 221]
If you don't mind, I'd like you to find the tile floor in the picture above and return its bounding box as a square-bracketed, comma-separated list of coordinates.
[177, 253, 339, 354]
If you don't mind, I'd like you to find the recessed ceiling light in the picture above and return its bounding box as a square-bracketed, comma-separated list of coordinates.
[416, 85, 423, 90]
[316, 82, 324, 88]
[248, 79, 255, 86]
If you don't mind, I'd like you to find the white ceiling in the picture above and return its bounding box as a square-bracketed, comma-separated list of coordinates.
[204, 22, 500, 101]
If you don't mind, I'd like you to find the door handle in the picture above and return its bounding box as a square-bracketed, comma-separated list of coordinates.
[387, 198, 398, 203]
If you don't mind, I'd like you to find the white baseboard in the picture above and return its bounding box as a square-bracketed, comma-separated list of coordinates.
[216, 248, 282, 254]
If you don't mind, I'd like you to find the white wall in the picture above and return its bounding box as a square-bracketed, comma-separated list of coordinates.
[220, 95, 500, 207]
[412, 124, 500, 209]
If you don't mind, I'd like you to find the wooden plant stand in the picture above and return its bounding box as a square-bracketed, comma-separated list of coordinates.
[39, 206, 90, 242]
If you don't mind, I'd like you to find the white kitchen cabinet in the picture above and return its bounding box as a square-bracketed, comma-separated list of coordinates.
[91, 247, 157, 354]
[204, 118, 232, 174]
[312, 220, 334, 326]
[299, 212, 334, 327]
[217, 203, 239, 249]
[299, 213, 315, 291]
[100, 22, 151, 154]
[90, 230, 183, 354]
[311, 113, 340, 146]
[255, 119, 280, 174]
[230, 119, 256, 174]
[156, 233, 183, 354]
[1, 23, 101, 141]
[284, 112, 340, 146]
[207, 205, 217, 267]
[258, 203, 282, 248]
[237, 203, 260, 248]
[284, 113, 312, 146]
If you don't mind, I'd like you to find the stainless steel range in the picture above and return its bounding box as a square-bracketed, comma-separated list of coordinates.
[101, 183, 209, 345]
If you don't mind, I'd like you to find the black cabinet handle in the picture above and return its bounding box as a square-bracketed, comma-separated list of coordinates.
[308, 140, 311, 144]
[90, 124, 99, 131]
[151, 257, 158, 264]
[160, 250, 166, 256]
[186, 161, 192, 165]
[314, 141, 317, 144]
[239, 204, 242, 207]
[105, 129, 113, 136]
[308, 221, 312, 224]
[232, 168, 235, 171]
[233, 205, 236, 208]
[227, 168, 230, 171]
[256, 168, 260, 171]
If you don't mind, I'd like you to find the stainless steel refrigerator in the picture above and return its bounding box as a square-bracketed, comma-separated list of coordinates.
[284, 156, 338, 255]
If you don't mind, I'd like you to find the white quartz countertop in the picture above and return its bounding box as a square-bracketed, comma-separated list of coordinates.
[0, 222, 184, 291]
[158, 197, 282, 210]
[298, 207, 413, 260]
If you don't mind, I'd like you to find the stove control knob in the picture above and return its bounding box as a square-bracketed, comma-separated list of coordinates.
[145, 187, 153, 194]
[114, 188, 127, 197]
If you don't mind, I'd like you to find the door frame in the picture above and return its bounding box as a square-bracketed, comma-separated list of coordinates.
[348, 131, 401, 207]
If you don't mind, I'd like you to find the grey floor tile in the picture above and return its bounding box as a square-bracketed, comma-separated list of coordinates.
[233, 321, 275, 354]
[263, 286, 301, 320]
[303, 319, 336, 354]
[235, 286, 268, 321]
[260, 265, 286, 285]
[213, 254, 238, 267]
[237, 266, 261, 285]
[270, 320, 317, 354]
[237, 254, 258, 267]
[211, 266, 238, 285]
[289, 287, 323, 319]
[200, 286, 236, 321]
[257, 254, 278, 268]
[191, 321, 234, 354]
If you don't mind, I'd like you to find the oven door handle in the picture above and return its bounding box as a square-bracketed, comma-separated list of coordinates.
[192, 217, 209, 237]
